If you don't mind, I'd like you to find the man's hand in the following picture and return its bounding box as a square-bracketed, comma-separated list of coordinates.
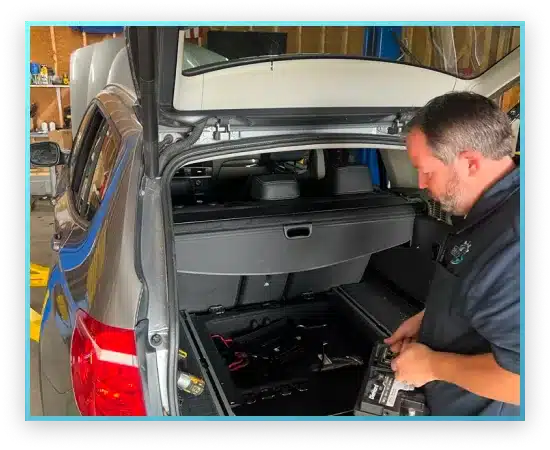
[384, 310, 425, 353]
[391, 344, 521, 405]
[391, 342, 436, 388]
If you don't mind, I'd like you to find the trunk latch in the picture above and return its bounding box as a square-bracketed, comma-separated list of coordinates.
[208, 305, 226, 315]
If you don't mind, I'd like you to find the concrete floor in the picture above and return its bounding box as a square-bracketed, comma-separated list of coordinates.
[30, 199, 56, 416]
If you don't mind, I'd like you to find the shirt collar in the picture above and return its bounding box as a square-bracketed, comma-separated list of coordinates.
[459, 165, 520, 227]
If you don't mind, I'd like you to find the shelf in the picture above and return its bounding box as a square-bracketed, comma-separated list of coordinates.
[30, 85, 69, 88]
[31, 84, 69, 128]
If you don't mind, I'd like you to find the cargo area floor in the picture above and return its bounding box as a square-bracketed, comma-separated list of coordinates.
[187, 291, 383, 416]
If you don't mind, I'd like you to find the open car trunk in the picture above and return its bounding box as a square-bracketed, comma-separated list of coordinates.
[169, 155, 444, 416]
[122, 26, 519, 416]
[179, 275, 423, 416]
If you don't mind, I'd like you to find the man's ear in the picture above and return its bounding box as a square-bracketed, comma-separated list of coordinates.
[458, 150, 482, 176]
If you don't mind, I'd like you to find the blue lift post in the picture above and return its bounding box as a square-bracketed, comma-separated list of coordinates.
[357, 26, 403, 187]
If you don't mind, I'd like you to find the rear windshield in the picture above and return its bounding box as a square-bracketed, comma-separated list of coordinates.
[181, 25, 520, 79]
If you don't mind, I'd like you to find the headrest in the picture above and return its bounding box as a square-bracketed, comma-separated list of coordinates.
[309, 149, 326, 180]
[269, 150, 309, 162]
[250, 174, 300, 201]
[171, 178, 192, 197]
[332, 166, 374, 195]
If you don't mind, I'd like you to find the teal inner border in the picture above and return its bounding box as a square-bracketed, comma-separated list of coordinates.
[24, 21, 526, 422]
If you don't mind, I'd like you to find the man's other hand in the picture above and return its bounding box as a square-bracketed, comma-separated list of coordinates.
[384, 309, 425, 353]
[391, 341, 436, 388]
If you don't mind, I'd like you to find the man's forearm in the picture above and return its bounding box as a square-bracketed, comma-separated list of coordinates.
[430, 352, 520, 405]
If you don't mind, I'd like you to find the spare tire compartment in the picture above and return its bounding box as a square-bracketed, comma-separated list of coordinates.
[172, 191, 426, 416]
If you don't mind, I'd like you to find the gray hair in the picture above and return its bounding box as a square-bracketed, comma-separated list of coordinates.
[407, 91, 514, 164]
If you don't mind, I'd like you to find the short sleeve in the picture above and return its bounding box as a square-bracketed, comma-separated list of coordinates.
[465, 240, 520, 375]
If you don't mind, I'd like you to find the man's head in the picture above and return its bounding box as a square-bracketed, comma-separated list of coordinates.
[406, 91, 515, 216]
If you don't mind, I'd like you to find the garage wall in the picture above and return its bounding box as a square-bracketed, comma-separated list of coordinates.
[401, 26, 520, 110]
[402, 27, 519, 72]
[194, 26, 519, 67]
[30, 26, 122, 130]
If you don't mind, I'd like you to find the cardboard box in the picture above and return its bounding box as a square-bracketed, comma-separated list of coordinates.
[47, 129, 73, 151]
[30, 134, 49, 144]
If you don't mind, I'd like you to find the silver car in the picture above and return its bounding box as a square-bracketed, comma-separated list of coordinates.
[31, 26, 519, 417]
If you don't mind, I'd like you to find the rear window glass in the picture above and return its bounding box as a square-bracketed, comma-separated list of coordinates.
[181, 25, 520, 79]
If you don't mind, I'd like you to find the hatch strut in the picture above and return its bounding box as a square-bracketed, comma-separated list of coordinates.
[134, 27, 160, 178]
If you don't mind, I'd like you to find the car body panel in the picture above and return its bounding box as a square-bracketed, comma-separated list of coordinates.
[86, 137, 143, 328]
[39, 86, 145, 415]
[39, 275, 72, 391]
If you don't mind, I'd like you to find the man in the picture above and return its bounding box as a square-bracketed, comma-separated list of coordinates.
[385, 91, 521, 416]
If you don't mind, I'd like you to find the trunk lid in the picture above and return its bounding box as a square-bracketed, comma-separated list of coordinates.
[124, 26, 520, 175]
[126, 26, 519, 117]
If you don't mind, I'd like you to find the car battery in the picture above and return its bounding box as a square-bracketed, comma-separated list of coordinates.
[354, 342, 429, 416]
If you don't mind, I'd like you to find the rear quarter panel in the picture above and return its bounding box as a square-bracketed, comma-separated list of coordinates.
[39, 88, 144, 416]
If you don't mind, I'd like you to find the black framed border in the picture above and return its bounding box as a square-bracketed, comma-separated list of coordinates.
[2, 2, 548, 447]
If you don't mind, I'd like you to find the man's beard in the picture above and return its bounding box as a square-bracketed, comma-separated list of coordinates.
[436, 171, 463, 215]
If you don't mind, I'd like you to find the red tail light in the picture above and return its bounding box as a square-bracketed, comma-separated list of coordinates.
[70, 309, 146, 416]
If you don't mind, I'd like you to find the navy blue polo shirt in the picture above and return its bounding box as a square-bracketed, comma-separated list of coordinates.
[418, 166, 520, 416]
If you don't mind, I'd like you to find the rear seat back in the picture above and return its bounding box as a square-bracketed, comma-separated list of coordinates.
[177, 273, 289, 312]
[330, 165, 374, 195]
[177, 259, 370, 312]
[284, 256, 371, 299]
[240, 274, 289, 305]
[282, 163, 375, 297]
[239, 256, 372, 305]
[176, 161, 400, 312]
[177, 273, 241, 312]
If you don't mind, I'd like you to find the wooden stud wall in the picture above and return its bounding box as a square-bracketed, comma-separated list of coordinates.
[401, 26, 520, 110]
[30, 26, 121, 130]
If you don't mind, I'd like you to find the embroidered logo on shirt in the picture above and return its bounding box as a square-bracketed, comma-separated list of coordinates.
[450, 240, 471, 265]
